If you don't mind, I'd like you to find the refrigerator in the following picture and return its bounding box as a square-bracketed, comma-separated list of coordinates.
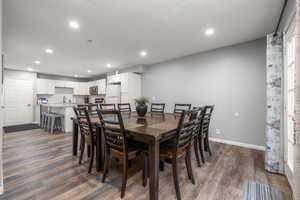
[106, 84, 121, 104]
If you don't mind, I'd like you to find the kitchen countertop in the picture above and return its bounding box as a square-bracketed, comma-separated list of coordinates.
[40, 104, 77, 108]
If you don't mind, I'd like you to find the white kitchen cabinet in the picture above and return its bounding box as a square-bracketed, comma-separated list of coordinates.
[55, 80, 66, 88]
[37, 79, 55, 94]
[107, 74, 120, 84]
[65, 81, 77, 88]
[73, 82, 80, 95]
[89, 81, 97, 87]
[79, 82, 89, 95]
[120, 73, 128, 93]
[97, 79, 106, 94]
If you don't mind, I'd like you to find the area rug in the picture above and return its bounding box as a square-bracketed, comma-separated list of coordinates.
[242, 181, 291, 200]
[4, 123, 40, 133]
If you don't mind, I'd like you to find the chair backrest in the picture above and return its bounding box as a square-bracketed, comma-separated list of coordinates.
[174, 109, 200, 153]
[174, 104, 191, 114]
[73, 107, 95, 139]
[100, 104, 116, 110]
[191, 107, 205, 136]
[118, 103, 131, 113]
[78, 104, 99, 116]
[96, 109, 127, 154]
[151, 103, 165, 113]
[201, 105, 214, 136]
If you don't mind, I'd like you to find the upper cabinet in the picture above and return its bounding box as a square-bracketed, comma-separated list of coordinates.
[37, 78, 106, 96]
[55, 80, 66, 88]
[107, 74, 121, 84]
[37, 79, 55, 94]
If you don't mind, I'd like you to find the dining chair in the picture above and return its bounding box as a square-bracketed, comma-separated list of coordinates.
[73, 106, 97, 173]
[150, 103, 165, 113]
[202, 105, 215, 157]
[100, 103, 116, 110]
[118, 103, 131, 113]
[191, 106, 205, 167]
[158, 109, 199, 200]
[173, 104, 191, 114]
[78, 104, 99, 116]
[97, 109, 147, 198]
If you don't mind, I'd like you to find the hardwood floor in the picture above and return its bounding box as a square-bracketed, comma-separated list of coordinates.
[1, 129, 291, 200]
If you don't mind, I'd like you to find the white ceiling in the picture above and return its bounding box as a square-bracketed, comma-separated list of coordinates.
[4, 0, 283, 77]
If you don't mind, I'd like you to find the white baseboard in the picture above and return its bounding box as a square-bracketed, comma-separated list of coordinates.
[209, 137, 266, 151]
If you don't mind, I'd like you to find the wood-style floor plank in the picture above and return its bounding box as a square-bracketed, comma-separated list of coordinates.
[0, 129, 291, 200]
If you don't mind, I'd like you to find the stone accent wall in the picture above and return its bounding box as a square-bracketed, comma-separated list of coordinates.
[294, 1, 300, 199]
[265, 33, 284, 174]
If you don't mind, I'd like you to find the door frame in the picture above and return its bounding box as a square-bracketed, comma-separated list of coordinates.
[283, 18, 296, 181]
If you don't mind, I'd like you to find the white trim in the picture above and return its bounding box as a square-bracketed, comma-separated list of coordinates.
[209, 137, 266, 151]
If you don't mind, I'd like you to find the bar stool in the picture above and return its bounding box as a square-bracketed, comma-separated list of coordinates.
[40, 112, 45, 128]
[49, 113, 64, 134]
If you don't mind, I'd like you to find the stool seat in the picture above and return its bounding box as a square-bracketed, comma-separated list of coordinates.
[43, 112, 64, 134]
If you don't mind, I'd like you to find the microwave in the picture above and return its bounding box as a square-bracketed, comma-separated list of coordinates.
[89, 86, 98, 95]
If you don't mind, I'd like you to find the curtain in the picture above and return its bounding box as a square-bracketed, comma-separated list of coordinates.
[265, 33, 284, 174]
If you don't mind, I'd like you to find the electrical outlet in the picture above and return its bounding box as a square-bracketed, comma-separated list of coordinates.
[216, 129, 221, 135]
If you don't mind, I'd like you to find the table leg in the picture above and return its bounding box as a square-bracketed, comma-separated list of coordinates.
[96, 127, 103, 171]
[149, 139, 159, 200]
[72, 121, 78, 156]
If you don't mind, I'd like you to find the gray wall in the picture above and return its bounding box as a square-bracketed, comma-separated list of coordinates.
[142, 38, 266, 146]
[279, 0, 296, 32]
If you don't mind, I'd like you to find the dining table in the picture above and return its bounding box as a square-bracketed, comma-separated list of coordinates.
[71, 112, 181, 200]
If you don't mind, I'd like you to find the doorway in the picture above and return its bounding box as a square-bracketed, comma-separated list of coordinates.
[4, 78, 34, 126]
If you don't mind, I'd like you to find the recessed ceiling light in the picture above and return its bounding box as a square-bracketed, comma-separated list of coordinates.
[205, 28, 215, 36]
[140, 51, 147, 57]
[106, 63, 112, 68]
[34, 60, 41, 65]
[69, 21, 80, 29]
[27, 68, 33, 71]
[74, 75, 78, 77]
[45, 48, 53, 54]
[87, 70, 92, 73]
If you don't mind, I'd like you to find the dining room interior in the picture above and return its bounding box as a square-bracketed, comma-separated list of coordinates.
[0, 0, 299, 200]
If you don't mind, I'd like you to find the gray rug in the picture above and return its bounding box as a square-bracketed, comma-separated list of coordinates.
[242, 181, 291, 200]
[4, 123, 40, 133]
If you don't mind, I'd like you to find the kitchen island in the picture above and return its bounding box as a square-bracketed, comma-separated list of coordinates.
[41, 104, 77, 132]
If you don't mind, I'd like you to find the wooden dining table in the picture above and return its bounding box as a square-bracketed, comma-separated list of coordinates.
[71, 112, 181, 200]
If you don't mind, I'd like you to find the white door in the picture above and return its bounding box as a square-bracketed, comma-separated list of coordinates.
[284, 22, 296, 173]
[4, 79, 33, 126]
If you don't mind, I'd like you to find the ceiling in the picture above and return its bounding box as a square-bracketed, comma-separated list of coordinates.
[3, 0, 283, 77]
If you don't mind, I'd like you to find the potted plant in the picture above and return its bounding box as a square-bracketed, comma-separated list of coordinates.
[135, 97, 149, 117]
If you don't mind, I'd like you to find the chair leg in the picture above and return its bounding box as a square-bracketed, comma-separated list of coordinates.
[198, 134, 205, 164]
[193, 137, 201, 167]
[88, 145, 95, 174]
[50, 117, 56, 134]
[128, 160, 132, 168]
[79, 136, 85, 165]
[142, 153, 148, 187]
[205, 136, 212, 156]
[121, 155, 128, 198]
[102, 147, 110, 183]
[159, 159, 165, 171]
[185, 153, 191, 180]
[187, 149, 195, 184]
[172, 157, 181, 200]
[87, 145, 91, 158]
